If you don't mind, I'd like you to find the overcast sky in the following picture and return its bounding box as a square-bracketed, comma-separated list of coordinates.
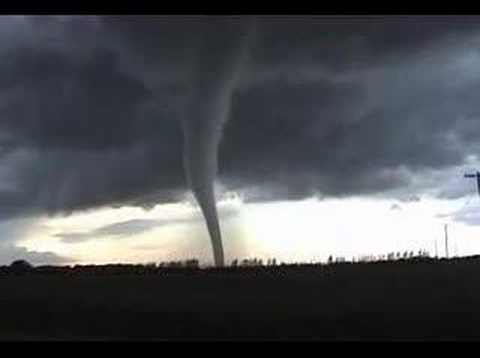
[1, 15, 480, 265]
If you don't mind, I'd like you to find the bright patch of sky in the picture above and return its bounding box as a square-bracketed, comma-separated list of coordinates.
[14, 193, 480, 266]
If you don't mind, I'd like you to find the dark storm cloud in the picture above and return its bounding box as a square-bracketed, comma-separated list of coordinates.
[0, 15, 480, 221]
[248, 16, 480, 74]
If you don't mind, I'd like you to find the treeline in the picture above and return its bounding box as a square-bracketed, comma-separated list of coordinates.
[1, 254, 476, 277]
[0, 259, 202, 276]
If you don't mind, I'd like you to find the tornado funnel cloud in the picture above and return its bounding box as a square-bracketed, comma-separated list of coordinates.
[189, 175, 224, 267]
[181, 18, 255, 267]
[183, 125, 225, 266]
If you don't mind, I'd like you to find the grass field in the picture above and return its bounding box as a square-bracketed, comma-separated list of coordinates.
[1, 257, 480, 340]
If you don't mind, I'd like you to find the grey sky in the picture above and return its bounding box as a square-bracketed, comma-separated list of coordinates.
[0, 16, 480, 261]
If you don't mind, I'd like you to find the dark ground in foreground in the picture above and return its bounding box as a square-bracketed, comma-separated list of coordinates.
[1, 257, 480, 341]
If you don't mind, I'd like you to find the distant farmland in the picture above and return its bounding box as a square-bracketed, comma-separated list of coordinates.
[1, 256, 480, 340]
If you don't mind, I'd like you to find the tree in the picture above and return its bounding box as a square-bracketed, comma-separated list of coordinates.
[10, 259, 33, 274]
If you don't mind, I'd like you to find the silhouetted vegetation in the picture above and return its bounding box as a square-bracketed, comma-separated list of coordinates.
[8, 259, 33, 274]
[0, 252, 437, 277]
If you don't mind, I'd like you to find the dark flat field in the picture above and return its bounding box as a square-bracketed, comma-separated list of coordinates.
[1, 257, 480, 341]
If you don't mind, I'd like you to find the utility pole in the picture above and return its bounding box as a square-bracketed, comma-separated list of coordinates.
[464, 171, 480, 196]
[434, 239, 438, 258]
[444, 224, 449, 259]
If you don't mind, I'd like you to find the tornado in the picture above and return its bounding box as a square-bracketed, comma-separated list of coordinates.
[181, 17, 255, 267]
